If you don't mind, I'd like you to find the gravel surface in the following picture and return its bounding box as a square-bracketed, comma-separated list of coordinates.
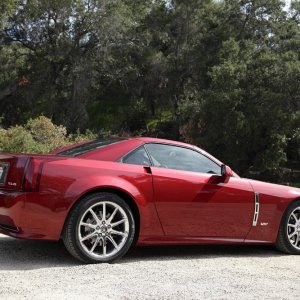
[0, 234, 299, 300]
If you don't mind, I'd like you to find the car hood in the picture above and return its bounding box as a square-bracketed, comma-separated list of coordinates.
[247, 179, 300, 199]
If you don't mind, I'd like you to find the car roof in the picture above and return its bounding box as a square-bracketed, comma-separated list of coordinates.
[51, 136, 223, 167]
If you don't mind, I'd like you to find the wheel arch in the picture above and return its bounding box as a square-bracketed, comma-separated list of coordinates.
[61, 187, 141, 244]
[277, 196, 300, 230]
[272, 196, 300, 243]
[275, 196, 300, 254]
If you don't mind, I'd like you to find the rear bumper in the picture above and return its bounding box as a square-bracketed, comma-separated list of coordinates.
[0, 190, 24, 229]
[0, 190, 60, 240]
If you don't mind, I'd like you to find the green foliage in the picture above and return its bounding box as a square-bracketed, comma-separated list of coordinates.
[0, 126, 38, 153]
[0, 116, 95, 154]
[0, 0, 15, 29]
[178, 1, 300, 182]
[0, 0, 299, 183]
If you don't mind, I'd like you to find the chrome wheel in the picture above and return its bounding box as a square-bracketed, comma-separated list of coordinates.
[287, 206, 300, 250]
[78, 201, 130, 259]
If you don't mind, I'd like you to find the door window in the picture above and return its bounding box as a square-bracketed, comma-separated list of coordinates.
[145, 143, 221, 174]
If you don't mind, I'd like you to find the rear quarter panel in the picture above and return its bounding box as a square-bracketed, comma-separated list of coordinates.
[22, 158, 163, 240]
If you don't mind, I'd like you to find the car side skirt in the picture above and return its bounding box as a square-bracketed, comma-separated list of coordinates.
[136, 236, 273, 246]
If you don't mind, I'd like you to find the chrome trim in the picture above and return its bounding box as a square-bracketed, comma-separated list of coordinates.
[252, 192, 260, 226]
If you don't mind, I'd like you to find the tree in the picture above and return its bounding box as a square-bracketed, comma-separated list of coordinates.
[180, 0, 300, 181]
[0, 0, 299, 183]
[1, 0, 135, 130]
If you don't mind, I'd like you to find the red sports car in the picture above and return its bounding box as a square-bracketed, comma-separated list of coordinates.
[0, 137, 299, 263]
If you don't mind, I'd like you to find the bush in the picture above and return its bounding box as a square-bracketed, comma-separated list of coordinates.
[0, 125, 38, 153]
[0, 116, 96, 154]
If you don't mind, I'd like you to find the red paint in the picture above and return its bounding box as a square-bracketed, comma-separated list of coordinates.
[150, 167, 254, 238]
[0, 137, 299, 248]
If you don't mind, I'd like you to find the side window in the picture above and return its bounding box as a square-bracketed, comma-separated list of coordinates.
[145, 143, 221, 174]
[122, 146, 151, 166]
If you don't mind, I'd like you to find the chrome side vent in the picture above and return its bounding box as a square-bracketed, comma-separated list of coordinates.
[252, 192, 260, 226]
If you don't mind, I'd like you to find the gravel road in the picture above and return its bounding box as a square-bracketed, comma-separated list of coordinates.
[0, 234, 299, 300]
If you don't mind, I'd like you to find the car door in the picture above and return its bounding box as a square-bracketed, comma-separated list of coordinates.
[144, 143, 255, 238]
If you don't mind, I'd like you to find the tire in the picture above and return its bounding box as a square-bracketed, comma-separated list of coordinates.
[63, 192, 135, 263]
[276, 199, 300, 255]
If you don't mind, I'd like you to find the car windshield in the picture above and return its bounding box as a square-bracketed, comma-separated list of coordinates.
[57, 138, 123, 157]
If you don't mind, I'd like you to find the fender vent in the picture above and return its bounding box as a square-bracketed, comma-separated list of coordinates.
[252, 192, 260, 226]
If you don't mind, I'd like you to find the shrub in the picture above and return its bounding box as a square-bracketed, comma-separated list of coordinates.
[0, 125, 39, 153]
[0, 116, 96, 154]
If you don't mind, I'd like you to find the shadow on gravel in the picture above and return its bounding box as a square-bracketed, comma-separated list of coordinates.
[0, 234, 284, 270]
[123, 244, 283, 263]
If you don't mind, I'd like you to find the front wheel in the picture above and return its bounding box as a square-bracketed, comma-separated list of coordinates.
[63, 192, 135, 263]
[276, 200, 300, 254]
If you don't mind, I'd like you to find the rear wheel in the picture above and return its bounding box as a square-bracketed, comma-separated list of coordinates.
[276, 200, 300, 254]
[63, 192, 135, 263]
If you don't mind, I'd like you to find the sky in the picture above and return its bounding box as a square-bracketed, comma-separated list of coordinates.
[285, 0, 291, 9]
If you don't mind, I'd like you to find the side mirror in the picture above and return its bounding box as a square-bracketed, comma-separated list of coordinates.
[221, 164, 232, 178]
